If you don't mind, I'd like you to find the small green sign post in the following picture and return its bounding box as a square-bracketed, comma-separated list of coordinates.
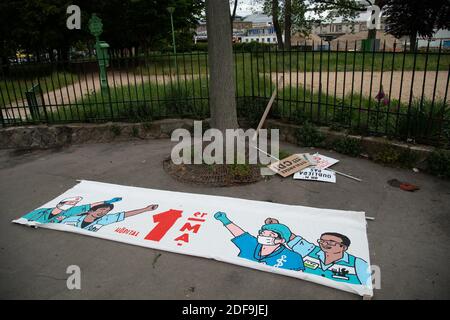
[88, 14, 110, 93]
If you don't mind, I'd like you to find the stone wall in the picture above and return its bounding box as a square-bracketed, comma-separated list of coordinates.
[0, 119, 196, 150]
[0, 118, 434, 170]
[265, 119, 434, 169]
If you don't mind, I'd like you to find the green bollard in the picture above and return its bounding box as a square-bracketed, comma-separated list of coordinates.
[88, 14, 112, 116]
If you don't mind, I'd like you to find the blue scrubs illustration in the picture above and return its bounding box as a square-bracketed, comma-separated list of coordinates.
[22, 196, 122, 224]
[265, 218, 370, 286]
[214, 212, 304, 271]
[62, 211, 126, 232]
[61, 203, 159, 232]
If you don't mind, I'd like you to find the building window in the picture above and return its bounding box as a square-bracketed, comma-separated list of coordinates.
[267, 38, 270, 42]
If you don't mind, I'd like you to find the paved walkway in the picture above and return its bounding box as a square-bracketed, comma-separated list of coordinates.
[0, 139, 449, 299]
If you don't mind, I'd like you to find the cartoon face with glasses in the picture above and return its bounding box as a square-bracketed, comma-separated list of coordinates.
[317, 234, 350, 258]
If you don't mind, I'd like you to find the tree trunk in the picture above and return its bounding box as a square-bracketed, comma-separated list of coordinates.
[206, 0, 238, 132]
[1, 55, 10, 76]
[367, 29, 377, 40]
[231, 0, 238, 21]
[409, 32, 417, 52]
[284, 0, 292, 50]
[60, 47, 70, 62]
[49, 49, 55, 62]
[230, 0, 239, 36]
[35, 50, 41, 63]
[272, 0, 284, 49]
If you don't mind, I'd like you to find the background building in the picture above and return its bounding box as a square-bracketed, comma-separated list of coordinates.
[194, 16, 252, 43]
[417, 29, 450, 49]
[329, 31, 402, 51]
[312, 12, 386, 42]
[240, 13, 284, 44]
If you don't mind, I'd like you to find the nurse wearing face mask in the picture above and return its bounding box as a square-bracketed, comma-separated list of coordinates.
[265, 217, 371, 286]
[214, 212, 304, 271]
[21, 196, 122, 224]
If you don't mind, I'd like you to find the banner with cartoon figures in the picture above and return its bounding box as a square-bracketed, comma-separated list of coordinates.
[13, 180, 373, 297]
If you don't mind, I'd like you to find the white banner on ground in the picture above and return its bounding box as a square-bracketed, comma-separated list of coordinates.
[293, 168, 337, 183]
[13, 180, 373, 297]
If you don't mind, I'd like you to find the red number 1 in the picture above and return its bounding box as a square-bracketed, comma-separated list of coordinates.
[144, 209, 183, 242]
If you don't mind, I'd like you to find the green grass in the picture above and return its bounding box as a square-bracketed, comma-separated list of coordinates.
[48, 66, 273, 123]
[274, 83, 449, 146]
[239, 51, 450, 72]
[49, 76, 210, 123]
[428, 149, 450, 179]
[44, 63, 449, 148]
[134, 51, 450, 77]
[135, 53, 208, 76]
[0, 72, 79, 107]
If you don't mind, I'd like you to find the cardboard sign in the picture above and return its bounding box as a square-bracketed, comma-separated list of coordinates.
[294, 168, 336, 183]
[13, 180, 373, 297]
[311, 153, 339, 170]
[268, 154, 312, 177]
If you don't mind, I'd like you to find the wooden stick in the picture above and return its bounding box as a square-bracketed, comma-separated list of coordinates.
[328, 168, 362, 182]
[252, 75, 284, 141]
[252, 145, 280, 161]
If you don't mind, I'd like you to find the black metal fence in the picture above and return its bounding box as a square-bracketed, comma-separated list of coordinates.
[1, 40, 449, 148]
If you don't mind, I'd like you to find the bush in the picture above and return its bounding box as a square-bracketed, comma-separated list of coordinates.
[237, 97, 269, 128]
[110, 125, 121, 136]
[428, 149, 450, 179]
[373, 146, 401, 165]
[162, 87, 197, 117]
[233, 42, 273, 52]
[295, 121, 325, 147]
[441, 116, 450, 149]
[396, 99, 449, 145]
[278, 150, 292, 160]
[131, 126, 140, 138]
[332, 137, 362, 157]
[291, 109, 307, 124]
[372, 146, 418, 167]
[191, 42, 208, 52]
[117, 103, 153, 122]
[397, 149, 419, 168]
[332, 102, 353, 127]
[228, 164, 253, 179]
